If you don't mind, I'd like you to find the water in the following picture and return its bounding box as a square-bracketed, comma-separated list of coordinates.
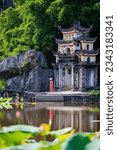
[0, 103, 100, 132]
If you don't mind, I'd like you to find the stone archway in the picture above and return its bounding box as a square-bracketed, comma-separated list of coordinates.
[66, 48, 70, 54]
[87, 57, 90, 63]
[64, 47, 71, 55]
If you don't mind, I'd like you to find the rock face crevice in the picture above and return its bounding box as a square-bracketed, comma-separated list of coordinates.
[0, 50, 53, 92]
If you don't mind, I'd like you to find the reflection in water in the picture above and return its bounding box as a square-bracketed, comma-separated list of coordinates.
[0, 103, 100, 132]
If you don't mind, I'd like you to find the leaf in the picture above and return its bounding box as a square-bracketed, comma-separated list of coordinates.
[0, 137, 6, 148]
[0, 131, 32, 147]
[39, 124, 51, 136]
[0, 97, 12, 109]
[56, 129, 75, 141]
[1, 142, 42, 150]
[1, 140, 63, 150]
[0, 124, 41, 147]
[85, 138, 100, 150]
[0, 124, 40, 134]
[0, 98, 12, 102]
[39, 140, 63, 150]
[83, 132, 98, 140]
[49, 127, 72, 137]
[61, 132, 100, 150]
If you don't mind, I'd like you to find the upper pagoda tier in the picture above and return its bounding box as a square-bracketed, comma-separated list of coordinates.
[55, 22, 98, 64]
[58, 22, 92, 33]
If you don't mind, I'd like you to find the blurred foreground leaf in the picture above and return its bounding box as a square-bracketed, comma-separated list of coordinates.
[0, 124, 40, 148]
[0, 124, 100, 150]
[49, 127, 72, 137]
[39, 124, 51, 136]
[61, 132, 100, 150]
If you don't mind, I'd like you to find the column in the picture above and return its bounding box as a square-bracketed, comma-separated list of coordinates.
[58, 65, 63, 91]
[71, 65, 75, 91]
[79, 67, 85, 91]
[79, 67, 82, 91]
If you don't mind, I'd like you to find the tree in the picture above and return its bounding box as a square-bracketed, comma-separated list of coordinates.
[0, 0, 100, 67]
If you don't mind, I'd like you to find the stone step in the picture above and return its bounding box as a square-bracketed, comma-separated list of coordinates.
[35, 95, 64, 101]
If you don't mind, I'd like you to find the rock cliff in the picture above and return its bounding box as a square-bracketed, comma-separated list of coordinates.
[0, 50, 53, 92]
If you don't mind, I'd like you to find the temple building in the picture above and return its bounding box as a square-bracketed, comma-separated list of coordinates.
[53, 22, 99, 91]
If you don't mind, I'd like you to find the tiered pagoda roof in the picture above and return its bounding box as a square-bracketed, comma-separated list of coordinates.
[58, 22, 92, 33]
[54, 49, 99, 56]
[57, 22, 96, 44]
[56, 22, 99, 57]
[75, 49, 99, 55]
[74, 35, 97, 42]
[56, 39, 74, 44]
[56, 36, 97, 44]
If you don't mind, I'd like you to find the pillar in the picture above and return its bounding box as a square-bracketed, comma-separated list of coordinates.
[54, 66, 58, 90]
[71, 65, 75, 91]
[79, 67, 85, 91]
[58, 65, 63, 91]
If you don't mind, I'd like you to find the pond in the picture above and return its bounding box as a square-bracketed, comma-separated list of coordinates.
[0, 103, 100, 132]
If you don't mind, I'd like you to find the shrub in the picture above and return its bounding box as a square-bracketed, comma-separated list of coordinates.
[0, 79, 6, 90]
[88, 90, 100, 96]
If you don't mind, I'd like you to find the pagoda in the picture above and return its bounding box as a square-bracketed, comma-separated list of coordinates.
[53, 22, 99, 91]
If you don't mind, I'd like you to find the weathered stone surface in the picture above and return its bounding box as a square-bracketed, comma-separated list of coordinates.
[0, 50, 53, 92]
[0, 50, 47, 78]
[6, 66, 53, 92]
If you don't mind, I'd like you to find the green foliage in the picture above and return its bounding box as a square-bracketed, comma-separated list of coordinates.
[0, 80, 6, 90]
[20, 61, 33, 73]
[88, 90, 100, 96]
[0, 124, 74, 149]
[0, 124, 100, 150]
[0, 131, 32, 147]
[0, 0, 100, 67]
[49, 127, 72, 137]
[0, 124, 41, 148]
[0, 97, 12, 103]
[0, 97, 12, 109]
[0, 124, 40, 133]
[40, 63, 48, 68]
[88, 106, 100, 112]
[61, 132, 100, 150]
